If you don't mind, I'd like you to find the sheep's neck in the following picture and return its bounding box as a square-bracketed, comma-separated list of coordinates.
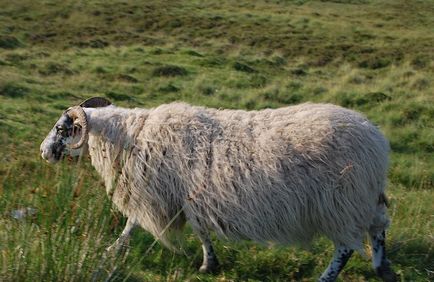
[85, 107, 141, 196]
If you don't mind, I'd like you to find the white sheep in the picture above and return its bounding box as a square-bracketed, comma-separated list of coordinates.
[40, 97, 397, 282]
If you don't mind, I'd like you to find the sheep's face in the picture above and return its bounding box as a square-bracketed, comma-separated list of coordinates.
[40, 114, 84, 163]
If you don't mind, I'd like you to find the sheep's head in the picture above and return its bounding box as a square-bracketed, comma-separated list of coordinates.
[40, 97, 111, 163]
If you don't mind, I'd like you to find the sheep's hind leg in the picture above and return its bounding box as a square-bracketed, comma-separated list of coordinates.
[371, 231, 397, 282]
[318, 245, 353, 282]
[196, 230, 219, 273]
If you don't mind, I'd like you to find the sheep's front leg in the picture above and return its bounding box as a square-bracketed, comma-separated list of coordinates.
[318, 245, 353, 282]
[106, 218, 137, 254]
[93, 219, 137, 281]
[196, 231, 219, 273]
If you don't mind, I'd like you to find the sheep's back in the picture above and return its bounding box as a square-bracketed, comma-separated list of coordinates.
[183, 103, 389, 247]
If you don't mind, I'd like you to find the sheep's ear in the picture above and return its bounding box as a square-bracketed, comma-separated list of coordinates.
[80, 97, 112, 108]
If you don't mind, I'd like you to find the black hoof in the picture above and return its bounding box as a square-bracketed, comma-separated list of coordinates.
[376, 261, 398, 282]
[199, 258, 219, 273]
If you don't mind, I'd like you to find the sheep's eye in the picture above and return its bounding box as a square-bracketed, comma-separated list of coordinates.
[56, 125, 65, 134]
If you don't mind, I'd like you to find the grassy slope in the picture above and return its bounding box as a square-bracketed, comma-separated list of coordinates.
[0, 0, 433, 281]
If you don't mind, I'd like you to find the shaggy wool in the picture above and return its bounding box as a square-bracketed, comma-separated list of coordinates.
[83, 102, 390, 250]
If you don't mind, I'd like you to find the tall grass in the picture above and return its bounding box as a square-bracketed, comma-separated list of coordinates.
[0, 163, 137, 281]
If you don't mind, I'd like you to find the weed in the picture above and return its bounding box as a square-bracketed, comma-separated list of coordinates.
[106, 91, 132, 101]
[74, 39, 109, 49]
[290, 68, 307, 76]
[233, 62, 256, 73]
[0, 35, 22, 49]
[263, 88, 303, 105]
[249, 74, 268, 88]
[5, 53, 29, 63]
[197, 57, 227, 67]
[0, 83, 29, 98]
[411, 55, 430, 70]
[366, 92, 391, 103]
[198, 84, 217, 96]
[412, 78, 430, 90]
[158, 83, 180, 93]
[152, 65, 188, 77]
[116, 74, 139, 83]
[358, 57, 391, 69]
[184, 50, 203, 57]
[94, 66, 108, 74]
[38, 62, 75, 76]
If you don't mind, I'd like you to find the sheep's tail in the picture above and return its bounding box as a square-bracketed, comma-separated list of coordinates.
[369, 192, 391, 237]
[378, 192, 389, 208]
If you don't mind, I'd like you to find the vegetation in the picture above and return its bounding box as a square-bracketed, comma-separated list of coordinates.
[0, 0, 432, 281]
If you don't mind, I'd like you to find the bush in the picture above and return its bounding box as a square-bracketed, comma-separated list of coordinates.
[233, 62, 256, 73]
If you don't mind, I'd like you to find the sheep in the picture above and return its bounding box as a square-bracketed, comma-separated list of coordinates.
[40, 97, 397, 282]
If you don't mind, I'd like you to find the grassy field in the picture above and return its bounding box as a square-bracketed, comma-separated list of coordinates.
[0, 0, 433, 281]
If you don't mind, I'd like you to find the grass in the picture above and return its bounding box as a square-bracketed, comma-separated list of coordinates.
[0, 0, 433, 281]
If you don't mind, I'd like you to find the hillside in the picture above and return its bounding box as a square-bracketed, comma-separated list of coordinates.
[0, 0, 433, 281]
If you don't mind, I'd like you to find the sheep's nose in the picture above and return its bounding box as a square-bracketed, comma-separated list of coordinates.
[40, 147, 48, 160]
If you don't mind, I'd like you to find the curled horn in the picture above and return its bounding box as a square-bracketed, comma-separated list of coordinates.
[65, 106, 88, 149]
[80, 97, 112, 108]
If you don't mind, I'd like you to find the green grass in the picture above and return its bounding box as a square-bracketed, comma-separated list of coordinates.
[0, 0, 433, 281]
